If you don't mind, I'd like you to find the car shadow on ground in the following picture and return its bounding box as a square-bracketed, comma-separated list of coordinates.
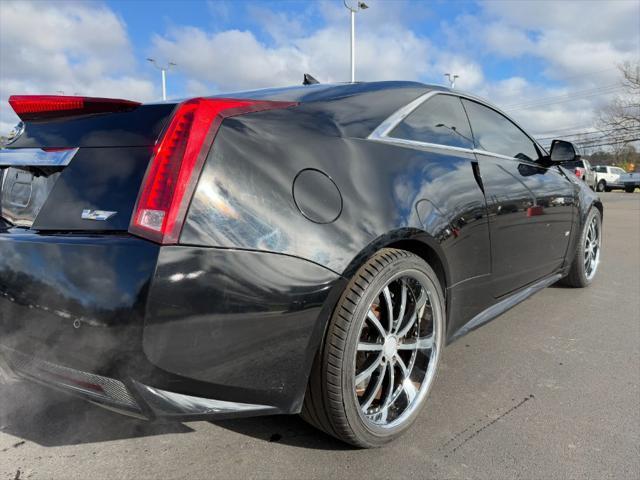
[0, 380, 351, 451]
[0, 380, 193, 447]
[212, 414, 354, 451]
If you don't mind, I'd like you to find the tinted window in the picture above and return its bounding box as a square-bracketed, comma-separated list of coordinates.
[562, 160, 585, 169]
[594, 166, 607, 173]
[462, 99, 539, 161]
[389, 94, 474, 149]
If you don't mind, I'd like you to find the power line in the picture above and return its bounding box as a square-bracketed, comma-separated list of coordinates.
[575, 136, 640, 147]
[576, 139, 639, 149]
[502, 83, 622, 109]
[535, 127, 640, 141]
[532, 123, 603, 136]
[504, 86, 624, 112]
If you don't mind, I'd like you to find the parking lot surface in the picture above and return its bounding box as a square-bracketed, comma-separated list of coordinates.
[1, 192, 639, 480]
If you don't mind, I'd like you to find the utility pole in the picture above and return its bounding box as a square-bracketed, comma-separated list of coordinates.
[444, 73, 459, 89]
[147, 58, 176, 101]
[344, 1, 369, 83]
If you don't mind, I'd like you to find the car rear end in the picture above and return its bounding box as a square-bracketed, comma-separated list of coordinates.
[0, 94, 324, 419]
[0, 97, 175, 415]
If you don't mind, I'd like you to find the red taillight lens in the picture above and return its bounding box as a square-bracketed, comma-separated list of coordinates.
[8, 95, 141, 121]
[129, 97, 296, 244]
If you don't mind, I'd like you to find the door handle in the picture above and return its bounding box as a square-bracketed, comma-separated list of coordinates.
[471, 161, 485, 194]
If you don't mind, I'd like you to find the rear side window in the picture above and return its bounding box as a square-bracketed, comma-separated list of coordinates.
[594, 166, 607, 173]
[563, 160, 585, 169]
[389, 94, 474, 149]
[462, 99, 539, 162]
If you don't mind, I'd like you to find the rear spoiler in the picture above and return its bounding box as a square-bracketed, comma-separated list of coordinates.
[8, 95, 141, 121]
[0, 148, 78, 167]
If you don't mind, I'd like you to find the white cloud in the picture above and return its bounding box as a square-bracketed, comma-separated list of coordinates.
[0, 0, 156, 135]
[1, 0, 637, 142]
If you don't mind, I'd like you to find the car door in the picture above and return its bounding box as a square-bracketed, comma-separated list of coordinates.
[461, 98, 577, 297]
[379, 93, 493, 326]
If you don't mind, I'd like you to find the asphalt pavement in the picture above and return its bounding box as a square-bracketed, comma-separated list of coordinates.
[1, 192, 639, 480]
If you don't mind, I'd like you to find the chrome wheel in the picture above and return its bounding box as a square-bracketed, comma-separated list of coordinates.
[584, 215, 601, 281]
[353, 272, 441, 429]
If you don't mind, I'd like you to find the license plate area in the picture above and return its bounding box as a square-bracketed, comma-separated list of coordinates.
[1, 166, 61, 227]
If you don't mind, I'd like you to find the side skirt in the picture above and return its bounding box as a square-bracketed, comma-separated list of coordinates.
[449, 272, 562, 342]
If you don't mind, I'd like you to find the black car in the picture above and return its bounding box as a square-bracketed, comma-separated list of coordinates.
[0, 82, 602, 448]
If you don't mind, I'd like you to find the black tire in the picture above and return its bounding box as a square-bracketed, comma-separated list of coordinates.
[625, 185, 636, 193]
[596, 180, 606, 192]
[301, 248, 445, 448]
[560, 208, 602, 288]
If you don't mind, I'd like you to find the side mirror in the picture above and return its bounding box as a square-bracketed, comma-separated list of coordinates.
[549, 139, 577, 163]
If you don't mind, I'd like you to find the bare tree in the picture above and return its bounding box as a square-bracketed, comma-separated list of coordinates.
[598, 62, 640, 139]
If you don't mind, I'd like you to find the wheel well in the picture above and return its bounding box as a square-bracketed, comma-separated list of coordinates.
[386, 239, 448, 294]
[593, 200, 604, 220]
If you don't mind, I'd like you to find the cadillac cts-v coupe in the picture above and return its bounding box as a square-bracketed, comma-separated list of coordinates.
[0, 82, 602, 447]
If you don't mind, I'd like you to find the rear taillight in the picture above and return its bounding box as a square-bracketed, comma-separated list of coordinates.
[8, 95, 141, 121]
[129, 97, 296, 244]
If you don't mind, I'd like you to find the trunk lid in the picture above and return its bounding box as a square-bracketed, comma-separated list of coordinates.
[1, 102, 175, 231]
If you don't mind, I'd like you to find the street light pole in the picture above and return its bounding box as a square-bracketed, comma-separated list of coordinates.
[147, 58, 176, 101]
[444, 73, 459, 89]
[350, 8, 355, 83]
[161, 68, 167, 101]
[344, 1, 368, 83]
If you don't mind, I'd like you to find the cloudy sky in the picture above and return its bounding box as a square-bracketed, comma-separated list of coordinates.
[0, 0, 638, 141]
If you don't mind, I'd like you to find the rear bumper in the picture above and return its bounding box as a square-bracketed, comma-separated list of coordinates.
[0, 230, 342, 419]
[0, 346, 277, 421]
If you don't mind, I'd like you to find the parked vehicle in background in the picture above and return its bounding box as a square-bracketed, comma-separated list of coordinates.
[562, 158, 596, 189]
[621, 169, 640, 192]
[593, 165, 628, 192]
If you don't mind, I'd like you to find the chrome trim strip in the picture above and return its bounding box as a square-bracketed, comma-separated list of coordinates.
[368, 89, 547, 158]
[0, 148, 79, 167]
[368, 90, 440, 140]
[370, 136, 476, 155]
[472, 149, 523, 162]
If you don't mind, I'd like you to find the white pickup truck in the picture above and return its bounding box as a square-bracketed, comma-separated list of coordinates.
[593, 165, 628, 192]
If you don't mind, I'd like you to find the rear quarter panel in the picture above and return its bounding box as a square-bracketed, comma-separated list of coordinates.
[181, 106, 492, 332]
[181, 107, 490, 284]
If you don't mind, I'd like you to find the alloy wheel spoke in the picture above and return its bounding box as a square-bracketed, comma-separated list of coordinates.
[395, 354, 410, 378]
[398, 336, 433, 351]
[366, 309, 387, 338]
[355, 352, 383, 384]
[381, 361, 396, 410]
[382, 286, 394, 332]
[393, 281, 408, 334]
[396, 288, 427, 339]
[358, 342, 384, 351]
[360, 364, 386, 411]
